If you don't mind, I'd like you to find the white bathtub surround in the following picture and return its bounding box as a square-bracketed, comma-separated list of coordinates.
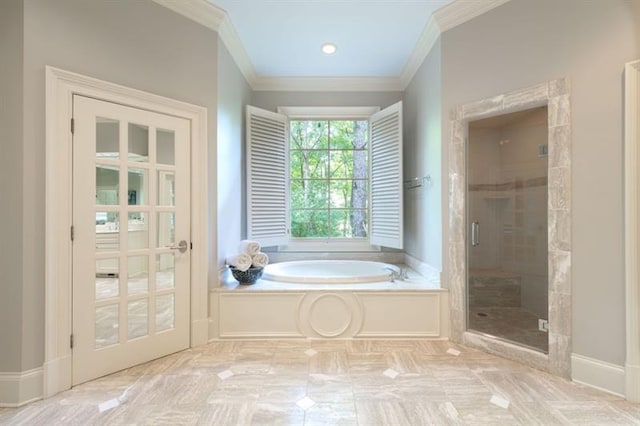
[251, 252, 269, 268]
[448, 78, 572, 378]
[225, 253, 252, 272]
[238, 240, 261, 256]
[211, 263, 449, 340]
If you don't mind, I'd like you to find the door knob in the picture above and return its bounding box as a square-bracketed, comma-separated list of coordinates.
[167, 240, 188, 253]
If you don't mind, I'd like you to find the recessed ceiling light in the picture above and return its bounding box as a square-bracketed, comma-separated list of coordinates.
[321, 43, 337, 55]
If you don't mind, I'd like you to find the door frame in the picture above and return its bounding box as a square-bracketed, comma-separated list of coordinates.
[44, 66, 209, 397]
[625, 59, 640, 403]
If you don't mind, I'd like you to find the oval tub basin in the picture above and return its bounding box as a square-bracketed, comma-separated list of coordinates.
[262, 260, 398, 284]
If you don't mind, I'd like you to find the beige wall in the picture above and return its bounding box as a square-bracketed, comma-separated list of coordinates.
[441, 0, 639, 365]
[4, 0, 220, 373]
[0, 0, 25, 372]
[403, 40, 443, 270]
[217, 40, 252, 271]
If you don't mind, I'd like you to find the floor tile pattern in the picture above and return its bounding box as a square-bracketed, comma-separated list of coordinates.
[1, 340, 639, 425]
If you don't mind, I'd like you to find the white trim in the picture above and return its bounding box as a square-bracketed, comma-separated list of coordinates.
[400, 15, 440, 88]
[624, 59, 640, 403]
[0, 368, 43, 408]
[571, 354, 625, 398]
[151, 0, 224, 30]
[403, 253, 441, 284]
[253, 76, 404, 92]
[45, 66, 209, 397]
[217, 15, 257, 86]
[279, 240, 381, 253]
[433, 0, 512, 33]
[152, 0, 511, 92]
[277, 106, 380, 120]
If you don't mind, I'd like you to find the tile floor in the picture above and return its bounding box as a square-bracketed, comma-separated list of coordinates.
[1, 340, 639, 425]
[468, 306, 549, 353]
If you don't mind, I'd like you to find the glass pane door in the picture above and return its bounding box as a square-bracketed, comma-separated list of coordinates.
[467, 106, 549, 353]
[73, 95, 190, 385]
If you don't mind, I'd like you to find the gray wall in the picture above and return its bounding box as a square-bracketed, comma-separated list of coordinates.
[251, 91, 403, 112]
[403, 40, 442, 271]
[11, 0, 220, 372]
[217, 40, 252, 270]
[0, 0, 25, 373]
[441, 0, 639, 365]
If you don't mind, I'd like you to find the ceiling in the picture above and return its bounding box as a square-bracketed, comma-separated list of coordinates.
[208, 0, 455, 78]
[152, 0, 510, 90]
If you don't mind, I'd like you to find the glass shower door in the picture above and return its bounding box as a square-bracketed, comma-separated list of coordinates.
[467, 106, 549, 353]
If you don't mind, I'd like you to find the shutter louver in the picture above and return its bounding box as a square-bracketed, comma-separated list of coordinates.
[370, 102, 403, 249]
[246, 106, 289, 247]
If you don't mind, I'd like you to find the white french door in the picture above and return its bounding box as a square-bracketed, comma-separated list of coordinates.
[72, 95, 191, 385]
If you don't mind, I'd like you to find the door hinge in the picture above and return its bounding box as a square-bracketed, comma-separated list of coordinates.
[70, 118, 75, 134]
[70, 225, 75, 241]
[70, 334, 74, 349]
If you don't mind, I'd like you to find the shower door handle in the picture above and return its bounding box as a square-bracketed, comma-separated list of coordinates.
[471, 222, 480, 247]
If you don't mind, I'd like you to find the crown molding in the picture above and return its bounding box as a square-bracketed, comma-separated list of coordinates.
[153, 0, 512, 92]
[400, 14, 440, 88]
[217, 18, 257, 85]
[434, 0, 512, 33]
[252, 76, 403, 92]
[152, 0, 225, 31]
[151, 0, 256, 86]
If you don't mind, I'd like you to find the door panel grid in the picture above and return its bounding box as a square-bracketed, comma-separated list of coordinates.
[73, 96, 190, 385]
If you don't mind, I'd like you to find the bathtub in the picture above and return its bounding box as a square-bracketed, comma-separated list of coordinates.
[214, 259, 448, 340]
[263, 260, 399, 284]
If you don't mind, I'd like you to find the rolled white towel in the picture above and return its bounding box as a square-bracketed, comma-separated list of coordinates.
[226, 253, 252, 272]
[251, 252, 269, 268]
[238, 240, 260, 256]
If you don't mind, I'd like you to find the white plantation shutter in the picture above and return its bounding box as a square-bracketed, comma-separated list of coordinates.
[369, 101, 403, 249]
[246, 106, 289, 247]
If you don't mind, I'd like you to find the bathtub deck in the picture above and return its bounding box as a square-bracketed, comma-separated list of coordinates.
[217, 264, 442, 291]
[211, 265, 449, 340]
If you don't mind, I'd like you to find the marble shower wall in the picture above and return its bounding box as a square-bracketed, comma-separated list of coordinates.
[448, 79, 572, 378]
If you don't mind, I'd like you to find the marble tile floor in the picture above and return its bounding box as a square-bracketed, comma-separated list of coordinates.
[468, 306, 549, 353]
[1, 339, 639, 425]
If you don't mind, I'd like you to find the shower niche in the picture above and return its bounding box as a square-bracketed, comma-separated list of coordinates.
[467, 106, 549, 353]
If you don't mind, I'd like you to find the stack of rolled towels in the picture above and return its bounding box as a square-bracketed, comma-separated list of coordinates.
[225, 240, 269, 272]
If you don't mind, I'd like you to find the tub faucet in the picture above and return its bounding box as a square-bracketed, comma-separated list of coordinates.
[384, 266, 407, 282]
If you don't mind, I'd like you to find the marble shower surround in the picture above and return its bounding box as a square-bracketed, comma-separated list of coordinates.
[448, 79, 572, 378]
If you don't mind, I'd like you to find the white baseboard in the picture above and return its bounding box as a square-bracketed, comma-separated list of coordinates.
[0, 367, 43, 407]
[571, 353, 625, 397]
[42, 355, 72, 399]
[625, 362, 640, 402]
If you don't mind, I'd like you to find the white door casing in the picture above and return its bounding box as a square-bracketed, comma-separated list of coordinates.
[625, 59, 640, 403]
[72, 96, 190, 384]
[45, 67, 208, 397]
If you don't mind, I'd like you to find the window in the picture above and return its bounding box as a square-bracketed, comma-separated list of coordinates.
[289, 120, 369, 239]
[246, 103, 403, 250]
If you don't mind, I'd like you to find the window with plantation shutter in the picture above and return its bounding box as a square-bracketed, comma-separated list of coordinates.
[369, 101, 403, 249]
[246, 106, 289, 247]
[246, 104, 403, 251]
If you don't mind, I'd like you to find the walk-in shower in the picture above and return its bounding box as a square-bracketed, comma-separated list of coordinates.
[467, 106, 549, 353]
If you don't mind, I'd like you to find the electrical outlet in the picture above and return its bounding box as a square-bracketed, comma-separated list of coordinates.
[538, 319, 549, 332]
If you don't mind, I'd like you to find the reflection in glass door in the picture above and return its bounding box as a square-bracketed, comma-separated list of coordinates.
[72, 95, 190, 385]
[467, 106, 549, 353]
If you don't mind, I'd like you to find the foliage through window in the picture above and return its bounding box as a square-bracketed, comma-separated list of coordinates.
[290, 120, 368, 238]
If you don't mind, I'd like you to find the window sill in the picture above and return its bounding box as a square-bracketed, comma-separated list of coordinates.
[278, 240, 381, 252]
